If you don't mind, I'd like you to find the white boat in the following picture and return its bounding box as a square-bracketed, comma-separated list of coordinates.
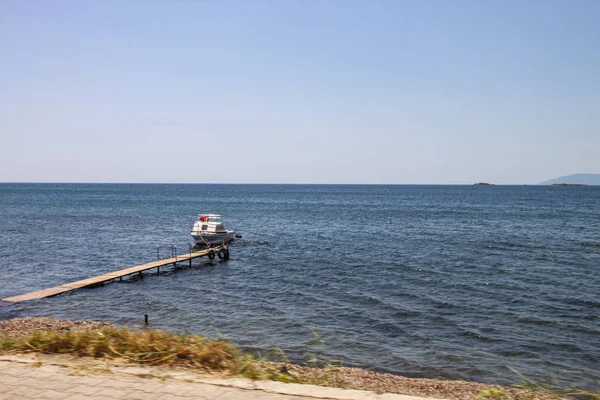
[190, 214, 235, 247]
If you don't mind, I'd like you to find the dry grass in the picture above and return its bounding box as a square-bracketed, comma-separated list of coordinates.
[0, 326, 242, 373]
[0, 326, 335, 386]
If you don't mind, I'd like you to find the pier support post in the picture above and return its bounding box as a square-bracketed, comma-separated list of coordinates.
[189, 244, 192, 267]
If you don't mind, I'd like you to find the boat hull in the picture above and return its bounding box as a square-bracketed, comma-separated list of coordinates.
[190, 231, 235, 246]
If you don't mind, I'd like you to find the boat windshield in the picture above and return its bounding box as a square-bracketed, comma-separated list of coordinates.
[199, 214, 222, 223]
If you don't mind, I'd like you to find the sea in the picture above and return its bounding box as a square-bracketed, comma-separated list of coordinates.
[0, 183, 598, 389]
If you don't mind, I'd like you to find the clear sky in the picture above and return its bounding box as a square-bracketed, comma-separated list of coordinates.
[1, 0, 598, 184]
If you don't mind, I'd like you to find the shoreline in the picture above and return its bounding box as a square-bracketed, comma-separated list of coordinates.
[0, 317, 571, 400]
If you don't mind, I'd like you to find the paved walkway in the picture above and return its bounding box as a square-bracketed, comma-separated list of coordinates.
[0, 355, 444, 400]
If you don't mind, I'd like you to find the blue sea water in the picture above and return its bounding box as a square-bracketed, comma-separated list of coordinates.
[0, 183, 598, 389]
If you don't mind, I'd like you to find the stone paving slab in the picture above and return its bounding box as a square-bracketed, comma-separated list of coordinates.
[0, 355, 446, 400]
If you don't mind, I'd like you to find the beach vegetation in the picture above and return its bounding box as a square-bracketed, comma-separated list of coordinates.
[0, 326, 241, 372]
[0, 326, 335, 386]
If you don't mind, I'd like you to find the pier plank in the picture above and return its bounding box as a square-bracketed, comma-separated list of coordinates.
[1, 247, 225, 304]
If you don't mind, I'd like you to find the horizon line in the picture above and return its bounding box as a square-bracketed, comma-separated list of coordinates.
[0, 181, 583, 186]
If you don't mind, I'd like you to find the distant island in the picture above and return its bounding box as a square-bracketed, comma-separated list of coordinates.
[473, 182, 495, 186]
[540, 173, 600, 185]
[551, 183, 588, 187]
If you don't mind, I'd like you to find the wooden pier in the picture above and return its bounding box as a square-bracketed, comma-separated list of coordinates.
[1, 246, 229, 304]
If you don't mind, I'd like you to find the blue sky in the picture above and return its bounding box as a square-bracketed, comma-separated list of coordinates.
[1, 0, 598, 184]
